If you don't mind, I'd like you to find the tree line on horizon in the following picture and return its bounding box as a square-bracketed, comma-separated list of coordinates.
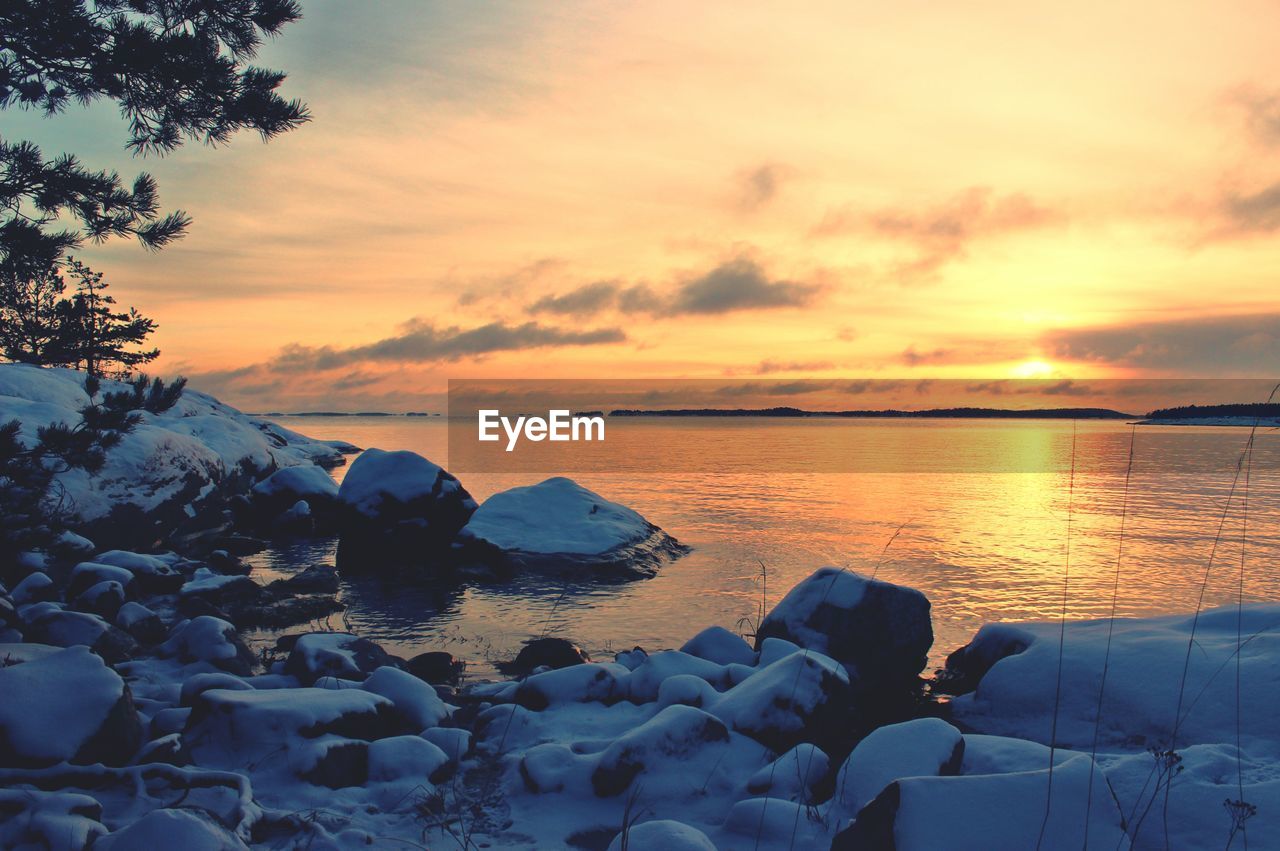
[0, 0, 308, 377]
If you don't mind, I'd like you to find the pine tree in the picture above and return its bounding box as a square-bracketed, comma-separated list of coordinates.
[0, 262, 67, 364]
[60, 257, 159, 376]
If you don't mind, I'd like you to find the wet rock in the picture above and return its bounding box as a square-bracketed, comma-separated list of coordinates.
[0, 646, 143, 767]
[755, 567, 932, 691]
[284, 632, 398, 685]
[506, 636, 591, 675]
[405, 650, 465, 686]
[207, 548, 251, 576]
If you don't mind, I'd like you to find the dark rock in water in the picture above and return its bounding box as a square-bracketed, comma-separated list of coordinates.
[0, 646, 143, 767]
[271, 499, 315, 535]
[754, 567, 932, 691]
[232, 594, 344, 630]
[252, 464, 341, 526]
[23, 609, 138, 664]
[284, 632, 399, 684]
[179, 569, 263, 607]
[213, 533, 268, 557]
[336, 449, 477, 574]
[267, 564, 339, 595]
[406, 651, 466, 686]
[207, 548, 251, 575]
[454, 477, 688, 581]
[505, 637, 591, 675]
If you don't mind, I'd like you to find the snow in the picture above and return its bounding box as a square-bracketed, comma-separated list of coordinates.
[0, 364, 342, 537]
[93, 808, 249, 851]
[367, 735, 450, 783]
[362, 665, 452, 729]
[159, 616, 252, 674]
[709, 648, 852, 751]
[0, 646, 133, 766]
[950, 604, 1280, 752]
[680, 624, 757, 666]
[252, 463, 338, 500]
[606, 820, 717, 850]
[337, 447, 469, 517]
[833, 717, 964, 815]
[458, 476, 654, 555]
[747, 742, 830, 802]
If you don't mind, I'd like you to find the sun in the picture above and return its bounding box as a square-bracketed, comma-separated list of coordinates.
[1011, 359, 1055, 378]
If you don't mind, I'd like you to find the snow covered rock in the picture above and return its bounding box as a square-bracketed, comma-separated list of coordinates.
[755, 567, 932, 689]
[591, 705, 731, 797]
[179, 671, 255, 706]
[950, 605, 1280, 751]
[515, 663, 628, 710]
[936, 622, 1035, 695]
[747, 742, 831, 803]
[831, 753, 1128, 850]
[93, 808, 249, 851]
[833, 718, 964, 816]
[67, 561, 135, 600]
[71, 579, 127, 619]
[252, 464, 339, 525]
[11, 570, 55, 605]
[283, 632, 399, 685]
[92, 550, 186, 593]
[367, 735, 451, 783]
[710, 648, 855, 753]
[0, 364, 343, 549]
[625, 650, 729, 703]
[681, 625, 757, 666]
[22, 608, 139, 663]
[606, 820, 717, 851]
[184, 687, 398, 769]
[455, 477, 686, 579]
[179, 567, 262, 605]
[0, 788, 106, 849]
[362, 666, 452, 729]
[114, 601, 165, 644]
[159, 616, 255, 675]
[0, 646, 142, 767]
[336, 448, 477, 572]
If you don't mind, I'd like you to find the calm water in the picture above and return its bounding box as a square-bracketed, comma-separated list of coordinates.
[247, 417, 1280, 675]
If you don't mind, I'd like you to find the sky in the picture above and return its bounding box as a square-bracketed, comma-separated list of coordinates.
[9, 0, 1280, 411]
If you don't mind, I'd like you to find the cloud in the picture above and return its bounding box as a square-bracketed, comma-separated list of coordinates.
[900, 345, 955, 366]
[669, 256, 820, 314]
[528, 281, 621, 315]
[734, 163, 791, 211]
[1044, 313, 1280, 373]
[1221, 182, 1280, 234]
[753, 359, 836, 374]
[522, 254, 821, 318]
[715, 380, 835, 397]
[1235, 87, 1280, 147]
[811, 187, 1059, 283]
[270, 319, 627, 372]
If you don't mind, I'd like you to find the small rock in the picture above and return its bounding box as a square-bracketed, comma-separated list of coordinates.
[507, 636, 591, 675]
[405, 650, 465, 686]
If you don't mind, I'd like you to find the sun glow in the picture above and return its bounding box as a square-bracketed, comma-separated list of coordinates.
[1011, 359, 1055, 378]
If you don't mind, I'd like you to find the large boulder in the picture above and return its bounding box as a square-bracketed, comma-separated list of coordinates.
[253, 464, 339, 515]
[710, 648, 856, 754]
[335, 449, 477, 572]
[284, 632, 399, 685]
[454, 477, 687, 579]
[0, 646, 143, 767]
[755, 567, 932, 691]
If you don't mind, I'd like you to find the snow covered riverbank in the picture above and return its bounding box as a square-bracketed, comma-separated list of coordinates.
[2, 556, 1276, 849]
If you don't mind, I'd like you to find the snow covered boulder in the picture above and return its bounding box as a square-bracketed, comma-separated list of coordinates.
[455, 477, 688, 579]
[336, 448, 478, 572]
[22, 608, 139, 663]
[935, 622, 1035, 695]
[0, 789, 106, 850]
[747, 742, 831, 803]
[711, 648, 856, 754]
[515, 662, 628, 710]
[681, 625, 756, 666]
[93, 808, 249, 851]
[252, 464, 340, 528]
[159, 616, 255, 675]
[71, 579, 127, 620]
[755, 567, 932, 691]
[591, 705, 732, 797]
[184, 687, 398, 769]
[0, 646, 142, 767]
[625, 650, 729, 703]
[368, 735, 451, 784]
[92, 549, 186, 593]
[67, 561, 135, 600]
[362, 666, 452, 729]
[831, 753, 1128, 850]
[284, 632, 399, 685]
[115, 601, 165, 644]
[606, 820, 717, 851]
[11, 570, 55, 605]
[833, 718, 964, 817]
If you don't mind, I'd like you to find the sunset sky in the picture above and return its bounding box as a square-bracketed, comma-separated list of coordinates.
[9, 0, 1280, 410]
